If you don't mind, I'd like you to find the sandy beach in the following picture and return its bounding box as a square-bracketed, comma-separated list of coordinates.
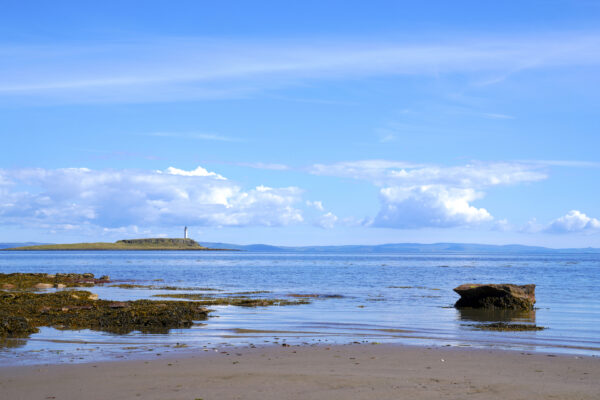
[1, 344, 598, 400]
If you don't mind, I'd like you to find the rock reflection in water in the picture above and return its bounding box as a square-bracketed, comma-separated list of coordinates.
[0, 337, 27, 349]
[457, 308, 536, 324]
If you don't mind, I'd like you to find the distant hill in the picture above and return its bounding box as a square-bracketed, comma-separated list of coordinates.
[197, 242, 600, 254]
[2, 240, 598, 253]
[0, 242, 50, 249]
[2, 238, 229, 251]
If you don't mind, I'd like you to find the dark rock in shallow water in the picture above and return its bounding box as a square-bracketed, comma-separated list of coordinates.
[0, 290, 210, 338]
[454, 283, 535, 310]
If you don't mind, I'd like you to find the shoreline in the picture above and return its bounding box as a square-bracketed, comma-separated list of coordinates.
[1, 248, 237, 251]
[0, 238, 238, 251]
[1, 343, 598, 399]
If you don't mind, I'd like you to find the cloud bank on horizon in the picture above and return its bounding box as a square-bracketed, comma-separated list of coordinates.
[0, 163, 597, 239]
[0, 166, 304, 232]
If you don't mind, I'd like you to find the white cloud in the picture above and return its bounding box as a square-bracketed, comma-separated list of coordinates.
[306, 200, 325, 211]
[310, 160, 423, 183]
[310, 160, 545, 187]
[519, 218, 544, 233]
[162, 166, 226, 180]
[379, 134, 397, 143]
[2, 33, 600, 103]
[492, 218, 512, 232]
[311, 160, 545, 229]
[375, 186, 492, 228]
[520, 160, 600, 168]
[236, 162, 290, 171]
[0, 166, 304, 232]
[315, 212, 338, 229]
[545, 210, 600, 234]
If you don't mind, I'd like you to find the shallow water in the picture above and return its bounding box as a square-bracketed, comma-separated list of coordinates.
[1, 251, 599, 364]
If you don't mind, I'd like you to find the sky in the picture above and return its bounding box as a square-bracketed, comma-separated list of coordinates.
[1, 1, 599, 247]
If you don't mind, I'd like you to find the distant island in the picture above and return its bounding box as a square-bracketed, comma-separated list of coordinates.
[1, 238, 231, 251]
[1, 240, 599, 253]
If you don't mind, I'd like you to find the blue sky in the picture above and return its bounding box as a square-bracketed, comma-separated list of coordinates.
[1, 1, 599, 247]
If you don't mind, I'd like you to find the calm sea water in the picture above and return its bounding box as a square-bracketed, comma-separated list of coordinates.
[1, 251, 599, 364]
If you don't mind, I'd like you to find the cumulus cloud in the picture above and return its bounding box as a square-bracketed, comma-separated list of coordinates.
[519, 218, 544, 234]
[306, 200, 325, 211]
[162, 166, 226, 179]
[304, 200, 339, 229]
[545, 210, 600, 234]
[315, 212, 338, 229]
[492, 218, 512, 232]
[0, 166, 304, 232]
[375, 186, 492, 228]
[310, 160, 546, 229]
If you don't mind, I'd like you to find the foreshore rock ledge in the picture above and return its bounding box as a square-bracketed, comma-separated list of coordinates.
[453, 283, 536, 310]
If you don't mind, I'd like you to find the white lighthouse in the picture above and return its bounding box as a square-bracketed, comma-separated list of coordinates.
[184, 226, 188, 239]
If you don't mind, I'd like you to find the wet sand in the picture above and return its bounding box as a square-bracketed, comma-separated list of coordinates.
[1, 344, 598, 400]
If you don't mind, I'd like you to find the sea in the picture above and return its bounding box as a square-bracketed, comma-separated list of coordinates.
[1, 250, 599, 365]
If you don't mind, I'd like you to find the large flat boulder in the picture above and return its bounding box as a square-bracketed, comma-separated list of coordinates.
[454, 283, 535, 310]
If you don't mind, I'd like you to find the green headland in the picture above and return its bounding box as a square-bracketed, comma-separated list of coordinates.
[2, 238, 230, 251]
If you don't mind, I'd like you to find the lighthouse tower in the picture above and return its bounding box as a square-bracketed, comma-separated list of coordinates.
[184, 226, 188, 239]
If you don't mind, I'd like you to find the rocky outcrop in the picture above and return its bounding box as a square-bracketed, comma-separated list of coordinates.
[0, 273, 110, 290]
[454, 283, 535, 310]
[0, 290, 210, 338]
[0, 315, 38, 337]
[33, 283, 53, 289]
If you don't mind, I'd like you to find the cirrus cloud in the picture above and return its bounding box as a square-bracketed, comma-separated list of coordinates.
[2, 33, 600, 104]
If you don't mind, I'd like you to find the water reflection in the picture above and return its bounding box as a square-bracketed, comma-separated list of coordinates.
[457, 308, 536, 324]
[1, 250, 599, 362]
[0, 337, 27, 349]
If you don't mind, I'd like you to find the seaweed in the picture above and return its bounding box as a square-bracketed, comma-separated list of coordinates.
[224, 291, 272, 295]
[471, 323, 546, 331]
[0, 273, 110, 290]
[109, 283, 155, 289]
[388, 286, 441, 290]
[0, 315, 38, 337]
[287, 293, 344, 298]
[0, 290, 209, 338]
[109, 283, 222, 291]
[151, 293, 309, 306]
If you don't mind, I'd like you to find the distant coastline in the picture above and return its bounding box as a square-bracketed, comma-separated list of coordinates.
[1, 240, 599, 253]
[1, 238, 234, 251]
[195, 241, 600, 254]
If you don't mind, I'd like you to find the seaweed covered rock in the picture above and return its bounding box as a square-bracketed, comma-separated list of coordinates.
[473, 322, 545, 331]
[0, 290, 210, 338]
[0, 315, 38, 337]
[0, 273, 110, 290]
[152, 293, 310, 306]
[454, 283, 535, 310]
